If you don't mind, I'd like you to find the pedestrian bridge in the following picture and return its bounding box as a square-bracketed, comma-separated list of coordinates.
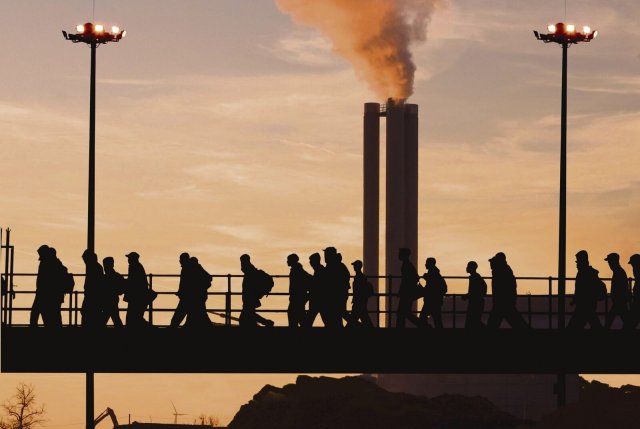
[1, 272, 638, 374]
[2, 326, 640, 373]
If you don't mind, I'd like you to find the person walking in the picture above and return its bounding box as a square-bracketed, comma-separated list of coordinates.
[604, 253, 631, 329]
[463, 261, 487, 329]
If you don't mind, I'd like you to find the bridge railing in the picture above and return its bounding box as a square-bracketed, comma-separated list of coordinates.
[0, 273, 634, 328]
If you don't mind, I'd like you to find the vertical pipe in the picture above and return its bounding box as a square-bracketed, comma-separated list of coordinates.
[385, 100, 406, 327]
[558, 42, 568, 330]
[555, 42, 569, 410]
[364, 103, 381, 326]
[88, 42, 97, 253]
[86, 372, 94, 429]
[87, 42, 97, 429]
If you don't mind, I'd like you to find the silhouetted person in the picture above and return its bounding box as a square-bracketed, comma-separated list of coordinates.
[629, 254, 640, 328]
[31, 245, 72, 328]
[124, 252, 151, 328]
[323, 247, 350, 328]
[239, 254, 274, 327]
[604, 253, 631, 329]
[186, 256, 213, 327]
[102, 257, 125, 327]
[487, 252, 528, 329]
[567, 250, 603, 330]
[463, 261, 487, 329]
[81, 249, 105, 328]
[287, 254, 311, 327]
[396, 248, 422, 328]
[420, 257, 447, 329]
[306, 253, 328, 327]
[171, 253, 195, 328]
[347, 260, 373, 327]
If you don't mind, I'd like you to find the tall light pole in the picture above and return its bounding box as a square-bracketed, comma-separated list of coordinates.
[63, 23, 126, 253]
[63, 22, 126, 429]
[534, 21, 597, 408]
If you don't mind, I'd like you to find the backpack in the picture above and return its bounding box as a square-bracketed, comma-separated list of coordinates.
[61, 269, 75, 294]
[255, 269, 274, 299]
[595, 278, 607, 301]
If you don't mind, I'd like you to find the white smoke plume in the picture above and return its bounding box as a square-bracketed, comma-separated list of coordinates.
[275, 0, 444, 101]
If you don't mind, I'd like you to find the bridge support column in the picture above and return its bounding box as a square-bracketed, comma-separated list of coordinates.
[555, 372, 566, 408]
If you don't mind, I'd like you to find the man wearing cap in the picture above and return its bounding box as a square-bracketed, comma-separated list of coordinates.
[124, 252, 151, 328]
[629, 254, 640, 328]
[102, 256, 125, 327]
[347, 260, 373, 327]
[287, 254, 311, 328]
[604, 253, 631, 329]
[567, 250, 603, 330]
[420, 257, 447, 329]
[396, 248, 422, 328]
[487, 252, 528, 329]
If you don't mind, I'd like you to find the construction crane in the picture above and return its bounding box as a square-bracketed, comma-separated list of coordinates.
[95, 408, 119, 429]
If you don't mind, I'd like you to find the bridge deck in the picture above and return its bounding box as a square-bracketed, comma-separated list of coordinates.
[2, 326, 639, 374]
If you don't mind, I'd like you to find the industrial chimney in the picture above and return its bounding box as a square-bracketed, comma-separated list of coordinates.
[363, 100, 419, 327]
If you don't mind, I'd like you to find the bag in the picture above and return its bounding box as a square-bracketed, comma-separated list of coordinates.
[256, 269, 274, 299]
[62, 270, 75, 294]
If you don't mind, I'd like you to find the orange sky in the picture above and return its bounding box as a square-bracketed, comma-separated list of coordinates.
[2, 0, 640, 426]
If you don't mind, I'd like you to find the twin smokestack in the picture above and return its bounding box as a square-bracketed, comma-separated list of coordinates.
[364, 100, 419, 324]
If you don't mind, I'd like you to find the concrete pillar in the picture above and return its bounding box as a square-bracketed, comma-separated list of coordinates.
[363, 103, 381, 326]
[404, 104, 419, 270]
[385, 100, 406, 326]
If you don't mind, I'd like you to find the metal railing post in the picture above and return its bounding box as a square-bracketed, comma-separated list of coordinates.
[8, 246, 14, 325]
[226, 274, 232, 326]
[452, 295, 456, 329]
[68, 287, 73, 326]
[148, 274, 154, 326]
[74, 291, 79, 326]
[388, 275, 393, 328]
[548, 276, 553, 329]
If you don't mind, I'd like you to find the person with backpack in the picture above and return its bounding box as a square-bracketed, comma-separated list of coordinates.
[462, 261, 487, 329]
[347, 260, 373, 327]
[102, 256, 125, 327]
[487, 252, 529, 329]
[124, 252, 153, 328]
[604, 253, 631, 329]
[31, 245, 72, 328]
[286, 254, 311, 327]
[420, 257, 448, 329]
[239, 254, 274, 327]
[171, 253, 212, 328]
[187, 256, 213, 327]
[568, 250, 603, 330]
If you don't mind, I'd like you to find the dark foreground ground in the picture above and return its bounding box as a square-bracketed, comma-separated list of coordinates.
[3, 326, 640, 373]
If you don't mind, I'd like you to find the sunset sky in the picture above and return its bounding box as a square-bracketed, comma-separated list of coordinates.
[1, 0, 640, 426]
